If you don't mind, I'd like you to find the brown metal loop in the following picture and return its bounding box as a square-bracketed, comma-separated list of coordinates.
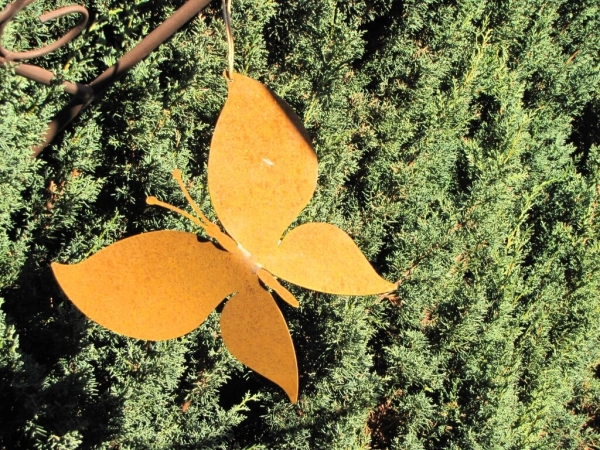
[7, 60, 94, 97]
[0, 0, 31, 24]
[0, 0, 89, 62]
[28, 0, 213, 157]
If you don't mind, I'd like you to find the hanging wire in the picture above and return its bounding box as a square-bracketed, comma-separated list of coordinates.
[222, 0, 234, 81]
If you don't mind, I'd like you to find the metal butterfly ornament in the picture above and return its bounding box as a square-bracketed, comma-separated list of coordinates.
[52, 72, 396, 402]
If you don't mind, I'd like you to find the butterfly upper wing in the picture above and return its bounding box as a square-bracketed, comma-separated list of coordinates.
[220, 275, 298, 403]
[52, 230, 250, 341]
[208, 73, 393, 296]
[208, 72, 317, 260]
[262, 223, 396, 296]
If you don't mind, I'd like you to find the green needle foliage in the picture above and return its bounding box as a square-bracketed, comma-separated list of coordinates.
[1, 0, 600, 448]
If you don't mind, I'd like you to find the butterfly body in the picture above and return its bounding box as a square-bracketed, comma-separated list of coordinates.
[52, 73, 395, 402]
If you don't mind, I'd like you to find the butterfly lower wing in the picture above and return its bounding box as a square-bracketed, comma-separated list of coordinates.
[208, 73, 317, 260]
[263, 223, 396, 296]
[220, 277, 298, 403]
[52, 230, 248, 341]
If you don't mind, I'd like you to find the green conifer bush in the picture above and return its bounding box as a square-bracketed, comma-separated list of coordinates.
[1, 0, 599, 448]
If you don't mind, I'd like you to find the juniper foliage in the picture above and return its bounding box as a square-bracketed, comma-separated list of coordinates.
[1, 0, 600, 448]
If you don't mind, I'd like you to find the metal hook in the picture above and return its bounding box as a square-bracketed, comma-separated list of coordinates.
[222, 0, 234, 81]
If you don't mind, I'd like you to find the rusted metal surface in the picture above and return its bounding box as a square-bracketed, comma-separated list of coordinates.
[52, 73, 396, 402]
[209, 72, 318, 262]
[51, 231, 239, 341]
[209, 72, 396, 295]
[221, 274, 298, 403]
[0, 0, 213, 156]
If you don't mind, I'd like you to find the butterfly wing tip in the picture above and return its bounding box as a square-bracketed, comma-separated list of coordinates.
[286, 386, 299, 404]
[366, 279, 397, 296]
[50, 261, 69, 279]
[384, 281, 398, 292]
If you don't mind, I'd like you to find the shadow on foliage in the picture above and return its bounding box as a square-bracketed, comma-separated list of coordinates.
[357, 0, 406, 68]
[0, 261, 120, 448]
[569, 101, 600, 177]
[465, 92, 502, 154]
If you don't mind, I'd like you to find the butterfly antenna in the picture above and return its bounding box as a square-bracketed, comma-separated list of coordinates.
[171, 169, 213, 227]
[146, 170, 223, 239]
[146, 196, 209, 232]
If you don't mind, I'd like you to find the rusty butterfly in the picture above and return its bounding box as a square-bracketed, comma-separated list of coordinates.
[52, 72, 396, 403]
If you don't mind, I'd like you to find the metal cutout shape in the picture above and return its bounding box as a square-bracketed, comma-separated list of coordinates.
[52, 73, 396, 402]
